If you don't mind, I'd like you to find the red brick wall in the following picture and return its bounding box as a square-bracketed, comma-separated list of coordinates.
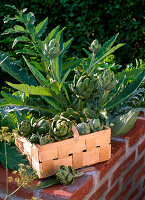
[86, 117, 145, 200]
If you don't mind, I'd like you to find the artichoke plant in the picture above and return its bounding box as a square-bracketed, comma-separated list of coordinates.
[56, 165, 83, 185]
[50, 115, 73, 141]
[18, 121, 31, 136]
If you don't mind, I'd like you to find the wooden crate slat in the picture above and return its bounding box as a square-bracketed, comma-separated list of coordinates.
[39, 147, 57, 162]
[53, 156, 73, 172]
[99, 144, 111, 162]
[82, 148, 100, 166]
[72, 152, 83, 169]
[85, 137, 97, 150]
[41, 160, 54, 177]
[31, 147, 39, 163]
[57, 145, 70, 159]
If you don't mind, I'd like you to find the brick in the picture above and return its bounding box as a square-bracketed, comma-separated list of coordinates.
[89, 180, 108, 200]
[138, 140, 145, 155]
[105, 182, 119, 200]
[135, 166, 145, 183]
[139, 111, 144, 116]
[128, 188, 139, 200]
[111, 151, 135, 185]
[121, 118, 145, 147]
[41, 174, 93, 200]
[94, 140, 125, 179]
[115, 182, 132, 200]
[138, 191, 145, 200]
[123, 156, 144, 183]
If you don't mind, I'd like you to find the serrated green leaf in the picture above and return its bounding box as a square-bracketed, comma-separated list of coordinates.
[0, 52, 37, 86]
[1, 91, 24, 106]
[14, 25, 26, 32]
[12, 36, 30, 48]
[106, 70, 145, 110]
[23, 56, 47, 86]
[102, 33, 119, 51]
[62, 58, 83, 72]
[51, 56, 62, 83]
[33, 43, 50, 65]
[0, 142, 28, 170]
[62, 38, 73, 54]
[35, 17, 48, 40]
[1, 28, 16, 35]
[55, 28, 65, 44]
[27, 12, 36, 35]
[62, 69, 70, 83]
[5, 4, 17, 10]
[44, 25, 60, 44]
[116, 68, 145, 79]
[15, 49, 38, 56]
[7, 82, 52, 97]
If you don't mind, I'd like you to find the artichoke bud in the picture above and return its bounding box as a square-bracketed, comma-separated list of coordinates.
[71, 75, 99, 100]
[100, 70, 117, 91]
[76, 122, 90, 135]
[48, 39, 60, 57]
[56, 166, 76, 185]
[88, 118, 101, 132]
[89, 39, 101, 54]
[50, 116, 73, 141]
[18, 120, 31, 136]
[48, 39, 57, 49]
[45, 39, 60, 58]
[36, 119, 50, 135]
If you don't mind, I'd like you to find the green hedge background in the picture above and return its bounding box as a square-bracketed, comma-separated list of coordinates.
[0, 0, 144, 88]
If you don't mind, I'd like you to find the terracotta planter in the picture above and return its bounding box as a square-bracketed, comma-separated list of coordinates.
[14, 126, 111, 178]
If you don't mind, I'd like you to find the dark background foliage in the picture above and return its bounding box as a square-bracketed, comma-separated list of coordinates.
[0, 0, 144, 88]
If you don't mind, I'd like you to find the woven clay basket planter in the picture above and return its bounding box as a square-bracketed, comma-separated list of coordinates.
[15, 126, 111, 178]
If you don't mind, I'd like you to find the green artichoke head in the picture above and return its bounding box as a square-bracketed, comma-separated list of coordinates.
[89, 39, 101, 55]
[76, 122, 90, 135]
[56, 165, 76, 185]
[71, 74, 100, 100]
[18, 120, 31, 136]
[36, 118, 50, 135]
[99, 69, 117, 91]
[50, 115, 73, 141]
[88, 118, 102, 132]
[45, 39, 60, 58]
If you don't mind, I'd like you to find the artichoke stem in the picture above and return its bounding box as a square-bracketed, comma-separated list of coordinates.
[97, 90, 110, 111]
